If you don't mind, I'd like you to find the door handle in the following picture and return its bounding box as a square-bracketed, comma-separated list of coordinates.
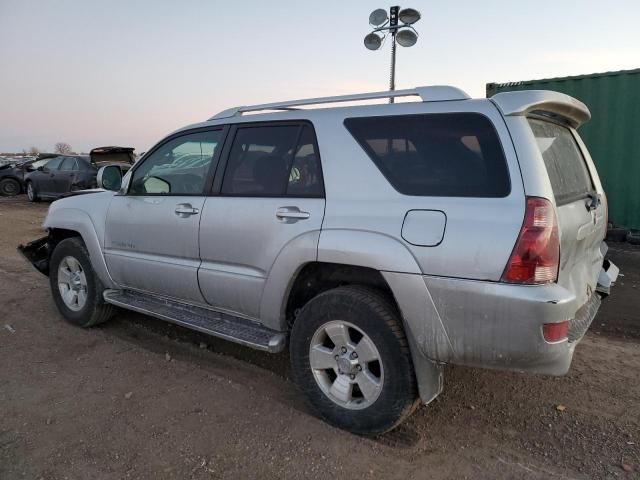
[276, 206, 310, 222]
[174, 203, 199, 217]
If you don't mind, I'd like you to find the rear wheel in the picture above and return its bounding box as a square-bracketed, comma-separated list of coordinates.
[26, 181, 39, 202]
[49, 237, 116, 327]
[290, 285, 418, 435]
[0, 178, 21, 196]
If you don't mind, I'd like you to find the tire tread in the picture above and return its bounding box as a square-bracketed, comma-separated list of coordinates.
[290, 284, 419, 435]
[49, 237, 116, 327]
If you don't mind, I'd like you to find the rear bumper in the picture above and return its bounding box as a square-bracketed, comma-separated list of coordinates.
[385, 266, 613, 377]
[422, 276, 590, 375]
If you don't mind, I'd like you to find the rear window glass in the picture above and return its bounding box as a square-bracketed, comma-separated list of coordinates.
[344, 113, 510, 197]
[528, 119, 594, 204]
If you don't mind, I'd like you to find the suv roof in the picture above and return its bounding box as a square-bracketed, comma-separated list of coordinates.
[209, 85, 471, 120]
[167, 85, 591, 142]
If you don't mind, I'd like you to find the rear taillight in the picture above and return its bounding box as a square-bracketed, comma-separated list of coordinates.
[501, 197, 560, 284]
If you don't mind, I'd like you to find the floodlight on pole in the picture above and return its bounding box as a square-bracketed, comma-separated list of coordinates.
[363, 6, 421, 103]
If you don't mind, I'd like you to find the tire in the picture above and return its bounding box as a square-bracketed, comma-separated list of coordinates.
[0, 178, 21, 197]
[627, 231, 640, 246]
[26, 181, 39, 202]
[290, 285, 418, 435]
[49, 237, 116, 327]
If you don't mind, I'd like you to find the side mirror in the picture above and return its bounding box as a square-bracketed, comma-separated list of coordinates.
[97, 165, 123, 191]
[37, 166, 44, 171]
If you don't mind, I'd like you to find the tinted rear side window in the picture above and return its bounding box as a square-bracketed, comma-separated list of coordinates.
[221, 124, 324, 197]
[344, 113, 510, 197]
[528, 119, 594, 205]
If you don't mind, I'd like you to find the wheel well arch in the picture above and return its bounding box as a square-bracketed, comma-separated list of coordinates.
[47, 228, 85, 265]
[48, 228, 83, 250]
[284, 262, 398, 327]
[0, 175, 21, 182]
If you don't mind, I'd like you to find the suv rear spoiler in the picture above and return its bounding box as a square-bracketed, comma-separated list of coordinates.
[490, 90, 591, 128]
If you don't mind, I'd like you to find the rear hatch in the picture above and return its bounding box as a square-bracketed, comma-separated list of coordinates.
[528, 117, 606, 305]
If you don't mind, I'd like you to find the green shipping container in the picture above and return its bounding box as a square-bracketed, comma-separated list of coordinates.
[487, 68, 640, 230]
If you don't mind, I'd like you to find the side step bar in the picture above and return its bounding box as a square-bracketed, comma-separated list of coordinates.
[103, 290, 287, 353]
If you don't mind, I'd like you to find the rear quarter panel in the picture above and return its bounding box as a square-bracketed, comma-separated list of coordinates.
[315, 99, 525, 281]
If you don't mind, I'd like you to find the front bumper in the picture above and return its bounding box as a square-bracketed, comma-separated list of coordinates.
[17, 235, 50, 276]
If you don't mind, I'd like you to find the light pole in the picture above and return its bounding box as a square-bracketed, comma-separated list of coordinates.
[364, 6, 421, 103]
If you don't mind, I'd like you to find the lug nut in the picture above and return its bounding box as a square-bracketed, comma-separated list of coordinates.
[334, 355, 339, 360]
[349, 374, 355, 380]
[356, 365, 362, 371]
[340, 347, 347, 354]
[350, 352, 358, 359]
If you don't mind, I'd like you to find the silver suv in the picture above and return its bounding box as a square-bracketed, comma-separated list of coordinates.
[19, 86, 618, 434]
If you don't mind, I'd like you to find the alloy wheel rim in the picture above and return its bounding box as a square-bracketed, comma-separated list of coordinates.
[309, 320, 384, 410]
[57, 256, 88, 311]
[27, 183, 33, 200]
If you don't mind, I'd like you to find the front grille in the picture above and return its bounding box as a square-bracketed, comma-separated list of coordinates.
[568, 293, 601, 342]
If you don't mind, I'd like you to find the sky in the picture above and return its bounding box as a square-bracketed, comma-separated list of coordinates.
[1, 0, 639, 153]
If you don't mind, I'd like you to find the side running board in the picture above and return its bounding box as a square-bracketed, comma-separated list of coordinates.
[103, 290, 287, 353]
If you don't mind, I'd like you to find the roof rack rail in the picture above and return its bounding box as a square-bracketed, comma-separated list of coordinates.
[208, 85, 470, 120]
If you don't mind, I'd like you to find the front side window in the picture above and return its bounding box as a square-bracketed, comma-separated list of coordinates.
[221, 124, 323, 197]
[344, 113, 510, 197]
[129, 130, 222, 195]
[528, 118, 594, 204]
[44, 157, 63, 171]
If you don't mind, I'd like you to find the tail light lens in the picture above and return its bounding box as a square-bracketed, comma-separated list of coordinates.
[502, 197, 560, 284]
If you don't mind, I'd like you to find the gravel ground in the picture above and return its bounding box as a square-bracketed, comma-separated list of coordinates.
[0, 195, 639, 479]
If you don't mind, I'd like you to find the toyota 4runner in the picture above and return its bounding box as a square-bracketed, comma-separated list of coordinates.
[19, 86, 619, 434]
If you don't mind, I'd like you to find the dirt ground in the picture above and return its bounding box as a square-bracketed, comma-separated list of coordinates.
[1, 195, 639, 480]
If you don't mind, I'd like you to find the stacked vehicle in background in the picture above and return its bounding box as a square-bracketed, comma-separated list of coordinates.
[22, 147, 134, 201]
[0, 154, 57, 197]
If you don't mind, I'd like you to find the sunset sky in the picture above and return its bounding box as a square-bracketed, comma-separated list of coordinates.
[1, 0, 639, 153]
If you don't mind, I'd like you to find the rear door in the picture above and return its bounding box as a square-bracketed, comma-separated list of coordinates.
[55, 157, 79, 193]
[528, 118, 606, 305]
[198, 122, 325, 319]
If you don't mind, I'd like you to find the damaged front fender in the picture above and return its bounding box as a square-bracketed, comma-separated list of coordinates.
[17, 235, 50, 276]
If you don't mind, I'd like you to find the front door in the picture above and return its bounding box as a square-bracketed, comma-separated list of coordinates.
[38, 156, 63, 196]
[198, 123, 325, 319]
[104, 129, 224, 303]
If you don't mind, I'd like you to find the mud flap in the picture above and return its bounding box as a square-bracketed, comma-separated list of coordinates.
[596, 259, 619, 297]
[406, 334, 444, 404]
[17, 235, 50, 276]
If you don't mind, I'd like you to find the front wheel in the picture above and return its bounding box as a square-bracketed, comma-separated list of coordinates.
[0, 178, 21, 196]
[290, 286, 419, 435]
[49, 237, 116, 327]
[26, 181, 39, 202]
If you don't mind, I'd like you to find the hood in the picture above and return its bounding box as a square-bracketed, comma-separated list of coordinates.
[59, 188, 107, 199]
